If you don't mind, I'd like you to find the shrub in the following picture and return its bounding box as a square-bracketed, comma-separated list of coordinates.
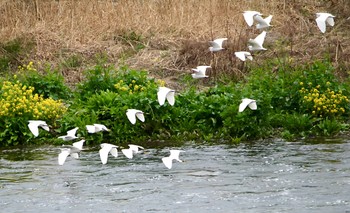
[0, 80, 67, 146]
[17, 62, 72, 100]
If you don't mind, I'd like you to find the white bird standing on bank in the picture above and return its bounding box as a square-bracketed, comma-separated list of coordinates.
[58, 139, 85, 165]
[234, 51, 253, 61]
[99, 143, 118, 164]
[248, 31, 267, 51]
[243, 11, 273, 29]
[191, 66, 211, 79]
[86, 124, 110, 133]
[157, 87, 175, 106]
[121, 144, 144, 159]
[162, 150, 184, 169]
[239, 98, 257, 112]
[58, 127, 79, 141]
[315, 12, 335, 33]
[209, 38, 227, 52]
[28, 120, 50, 137]
[126, 109, 145, 124]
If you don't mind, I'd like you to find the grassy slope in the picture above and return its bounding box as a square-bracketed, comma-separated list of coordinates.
[0, 0, 350, 86]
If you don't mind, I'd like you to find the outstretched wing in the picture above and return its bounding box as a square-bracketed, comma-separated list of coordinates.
[166, 90, 175, 106]
[122, 149, 133, 159]
[58, 150, 70, 165]
[243, 11, 260, 26]
[157, 87, 169, 106]
[67, 127, 79, 137]
[99, 147, 109, 164]
[126, 110, 137, 124]
[136, 112, 145, 122]
[72, 140, 85, 150]
[316, 15, 327, 33]
[28, 122, 39, 137]
[254, 31, 266, 47]
[235, 52, 247, 61]
[239, 98, 254, 112]
[162, 157, 173, 169]
[86, 125, 96, 133]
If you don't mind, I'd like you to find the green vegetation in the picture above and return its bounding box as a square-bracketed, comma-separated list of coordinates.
[0, 59, 350, 147]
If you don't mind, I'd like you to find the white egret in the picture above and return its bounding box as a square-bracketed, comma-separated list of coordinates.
[234, 51, 253, 61]
[248, 31, 267, 51]
[86, 124, 110, 133]
[191, 66, 211, 79]
[157, 87, 175, 106]
[243, 11, 272, 29]
[255, 15, 273, 29]
[162, 150, 184, 169]
[28, 120, 49, 137]
[121, 144, 144, 159]
[316, 12, 335, 33]
[209, 38, 227, 52]
[58, 127, 79, 141]
[239, 98, 257, 112]
[58, 139, 85, 165]
[126, 109, 145, 125]
[99, 143, 118, 164]
[243, 11, 262, 27]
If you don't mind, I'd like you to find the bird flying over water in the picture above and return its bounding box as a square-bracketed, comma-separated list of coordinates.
[58, 127, 79, 141]
[162, 150, 184, 169]
[58, 139, 85, 165]
[28, 120, 49, 137]
[121, 144, 144, 159]
[99, 143, 118, 164]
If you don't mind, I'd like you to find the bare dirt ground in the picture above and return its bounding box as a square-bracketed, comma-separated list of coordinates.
[1, 0, 350, 88]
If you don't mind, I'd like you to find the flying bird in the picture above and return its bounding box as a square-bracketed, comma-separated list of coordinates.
[121, 144, 144, 159]
[209, 38, 227, 52]
[157, 87, 175, 106]
[191, 66, 211, 79]
[58, 127, 79, 141]
[243, 11, 263, 27]
[315, 12, 335, 33]
[255, 15, 273, 29]
[248, 31, 267, 51]
[243, 11, 273, 29]
[28, 120, 50, 137]
[234, 51, 253, 61]
[58, 139, 85, 165]
[99, 143, 118, 164]
[162, 150, 184, 169]
[126, 109, 145, 124]
[239, 98, 257, 112]
[86, 124, 110, 133]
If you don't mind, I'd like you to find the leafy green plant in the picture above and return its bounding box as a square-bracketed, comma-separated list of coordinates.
[17, 62, 72, 100]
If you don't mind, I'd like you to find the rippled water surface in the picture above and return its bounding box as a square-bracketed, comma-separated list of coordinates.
[1, 139, 350, 212]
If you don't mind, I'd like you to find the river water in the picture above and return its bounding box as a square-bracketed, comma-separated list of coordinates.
[0, 139, 349, 213]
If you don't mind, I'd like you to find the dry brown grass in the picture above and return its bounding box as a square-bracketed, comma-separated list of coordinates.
[1, 0, 350, 84]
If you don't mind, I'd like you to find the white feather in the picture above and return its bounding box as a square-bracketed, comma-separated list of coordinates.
[316, 13, 335, 33]
[28, 120, 49, 137]
[248, 31, 267, 51]
[209, 38, 227, 52]
[99, 143, 118, 164]
[157, 87, 175, 106]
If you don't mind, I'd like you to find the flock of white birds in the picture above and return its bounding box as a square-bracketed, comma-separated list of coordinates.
[26, 10, 335, 169]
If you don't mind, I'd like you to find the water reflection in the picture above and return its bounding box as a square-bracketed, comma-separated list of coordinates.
[1, 139, 350, 212]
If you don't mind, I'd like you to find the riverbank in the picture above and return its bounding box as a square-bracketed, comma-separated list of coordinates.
[1, 1, 350, 146]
